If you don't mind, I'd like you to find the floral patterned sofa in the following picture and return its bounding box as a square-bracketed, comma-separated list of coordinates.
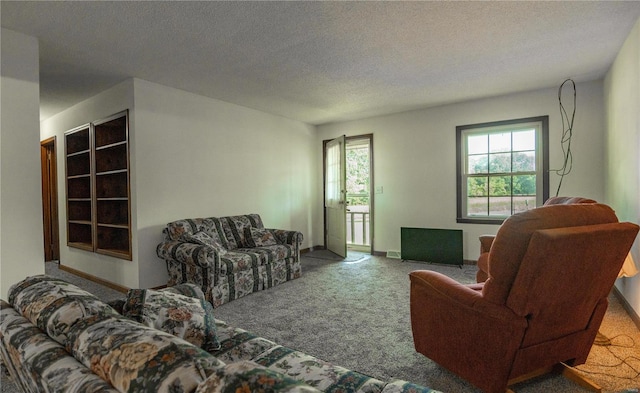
[0, 275, 440, 393]
[156, 214, 303, 307]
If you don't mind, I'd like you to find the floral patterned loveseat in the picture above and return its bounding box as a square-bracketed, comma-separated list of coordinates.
[0, 275, 440, 393]
[156, 214, 303, 307]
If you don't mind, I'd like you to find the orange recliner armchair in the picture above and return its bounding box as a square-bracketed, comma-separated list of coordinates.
[475, 196, 597, 282]
[409, 203, 638, 393]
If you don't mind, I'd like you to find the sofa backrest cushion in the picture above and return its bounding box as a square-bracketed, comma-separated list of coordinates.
[8, 275, 120, 347]
[0, 300, 122, 393]
[8, 275, 226, 393]
[160, 282, 207, 302]
[122, 288, 221, 352]
[68, 315, 224, 393]
[196, 360, 321, 393]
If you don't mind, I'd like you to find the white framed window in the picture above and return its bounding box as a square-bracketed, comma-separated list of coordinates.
[456, 116, 549, 224]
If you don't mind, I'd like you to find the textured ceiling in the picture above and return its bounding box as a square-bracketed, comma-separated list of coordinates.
[2, 1, 640, 125]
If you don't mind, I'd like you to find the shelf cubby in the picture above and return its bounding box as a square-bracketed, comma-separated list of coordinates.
[66, 128, 90, 154]
[68, 200, 92, 222]
[67, 222, 93, 251]
[96, 225, 131, 259]
[96, 171, 128, 198]
[96, 199, 129, 226]
[95, 144, 128, 173]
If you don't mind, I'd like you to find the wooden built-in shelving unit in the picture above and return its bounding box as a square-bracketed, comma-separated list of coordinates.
[65, 110, 131, 260]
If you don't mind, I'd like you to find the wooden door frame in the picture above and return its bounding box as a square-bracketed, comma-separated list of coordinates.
[41, 136, 60, 261]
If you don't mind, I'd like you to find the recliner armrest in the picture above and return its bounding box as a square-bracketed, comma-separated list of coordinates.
[479, 235, 496, 254]
[409, 270, 528, 393]
[409, 270, 525, 324]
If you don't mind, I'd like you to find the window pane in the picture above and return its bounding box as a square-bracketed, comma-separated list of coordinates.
[489, 133, 511, 153]
[489, 196, 510, 216]
[512, 151, 535, 172]
[489, 175, 511, 196]
[489, 153, 511, 173]
[468, 154, 488, 174]
[467, 177, 488, 197]
[467, 196, 488, 216]
[513, 174, 536, 196]
[513, 195, 536, 213]
[467, 134, 488, 155]
[512, 129, 536, 151]
[325, 139, 342, 208]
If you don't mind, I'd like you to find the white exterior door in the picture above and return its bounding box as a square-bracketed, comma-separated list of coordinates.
[325, 135, 347, 258]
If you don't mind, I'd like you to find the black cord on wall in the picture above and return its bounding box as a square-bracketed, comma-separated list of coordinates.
[554, 78, 576, 197]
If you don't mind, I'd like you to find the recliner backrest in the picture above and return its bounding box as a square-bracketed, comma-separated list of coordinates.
[506, 222, 638, 347]
[543, 196, 596, 205]
[482, 203, 619, 305]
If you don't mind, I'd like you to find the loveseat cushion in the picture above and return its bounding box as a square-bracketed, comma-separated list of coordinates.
[217, 214, 264, 249]
[8, 275, 120, 347]
[219, 245, 297, 276]
[68, 315, 224, 393]
[253, 345, 386, 392]
[164, 215, 265, 251]
[122, 288, 221, 352]
[246, 227, 278, 247]
[195, 360, 320, 393]
[183, 231, 228, 255]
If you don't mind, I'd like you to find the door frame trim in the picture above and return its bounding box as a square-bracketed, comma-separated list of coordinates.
[322, 133, 374, 254]
[41, 136, 60, 261]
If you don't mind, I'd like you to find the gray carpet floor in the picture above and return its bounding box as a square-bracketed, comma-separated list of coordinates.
[2, 251, 640, 393]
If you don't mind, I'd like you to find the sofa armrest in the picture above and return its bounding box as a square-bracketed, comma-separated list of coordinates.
[268, 229, 303, 246]
[156, 240, 222, 269]
[479, 235, 495, 254]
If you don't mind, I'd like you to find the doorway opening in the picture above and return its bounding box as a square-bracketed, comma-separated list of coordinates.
[41, 137, 60, 262]
[346, 135, 373, 254]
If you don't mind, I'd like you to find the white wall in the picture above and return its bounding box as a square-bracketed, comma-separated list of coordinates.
[317, 80, 606, 260]
[605, 17, 640, 315]
[41, 78, 318, 290]
[1, 29, 44, 299]
[132, 79, 318, 288]
[40, 80, 137, 288]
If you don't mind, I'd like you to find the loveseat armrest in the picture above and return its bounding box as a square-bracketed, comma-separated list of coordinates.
[156, 240, 222, 269]
[268, 229, 304, 246]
